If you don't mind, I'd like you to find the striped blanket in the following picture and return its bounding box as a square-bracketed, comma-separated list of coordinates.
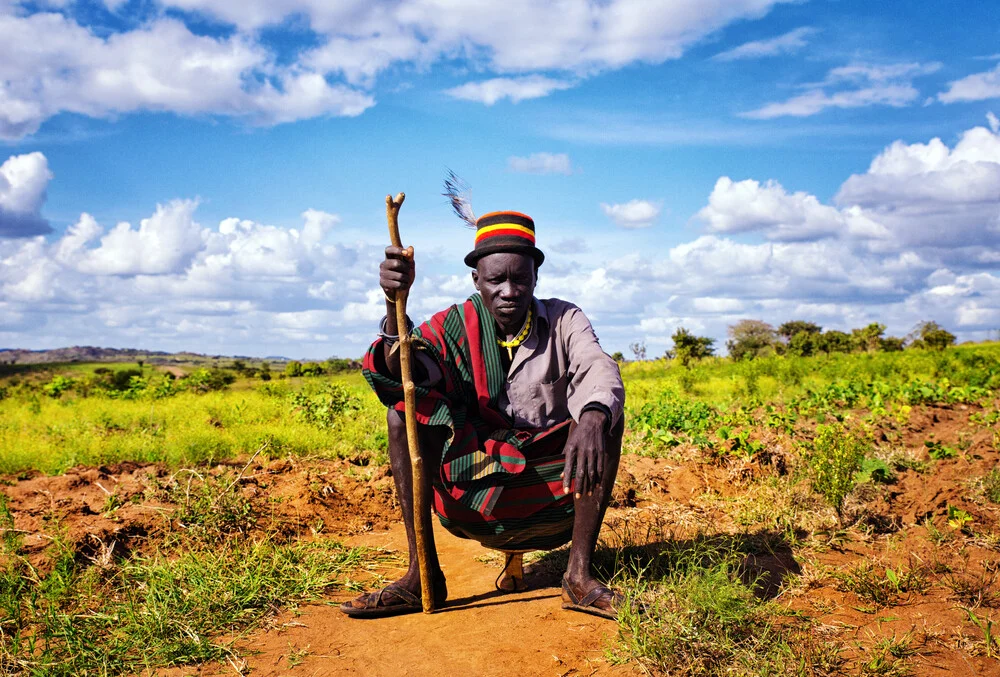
[363, 294, 575, 551]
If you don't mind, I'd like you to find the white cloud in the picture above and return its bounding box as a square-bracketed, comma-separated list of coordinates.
[0, 152, 52, 238]
[158, 0, 794, 72]
[743, 62, 940, 119]
[444, 76, 575, 105]
[600, 199, 662, 229]
[1, 1, 796, 136]
[0, 200, 391, 356]
[938, 63, 1000, 103]
[696, 177, 847, 241]
[712, 27, 815, 61]
[5, 120, 1000, 357]
[507, 152, 573, 175]
[0, 13, 373, 139]
[835, 118, 1000, 250]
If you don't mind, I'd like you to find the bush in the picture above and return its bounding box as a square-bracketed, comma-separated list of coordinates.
[290, 383, 360, 429]
[671, 327, 715, 366]
[183, 368, 236, 393]
[42, 375, 74, 398]
[807, 424, 869, 522]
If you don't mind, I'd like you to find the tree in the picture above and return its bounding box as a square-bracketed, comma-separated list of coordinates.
[851, 323, 885, 353]
[787, 330, 819, 357]
[301, 361, 325, 376]
[726, 320, 777, 361]
[629, 341, 647, 361]
[909, 321, 956, 351]
[777, 321, 821, 340]
[671, 327, 715, 367]
[259, 362, 272, 381]
[880, 336, 905, 352]
[284, 360, 303, 377]
[231, 359, 246, 374]
[610, 351, 625, 363]
[818, 330, 852, 354]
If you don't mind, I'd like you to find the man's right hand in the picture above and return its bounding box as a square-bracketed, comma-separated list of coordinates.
[381, 245, 415, 299]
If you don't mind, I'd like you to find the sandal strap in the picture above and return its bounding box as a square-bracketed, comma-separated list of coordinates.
[578, 584, 612, 608]
[373, 584, 421, 609]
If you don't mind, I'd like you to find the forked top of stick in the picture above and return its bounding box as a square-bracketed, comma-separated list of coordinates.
[386, 192, 405, 248]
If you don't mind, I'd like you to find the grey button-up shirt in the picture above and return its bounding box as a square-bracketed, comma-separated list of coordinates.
[417, 296, 625, 430]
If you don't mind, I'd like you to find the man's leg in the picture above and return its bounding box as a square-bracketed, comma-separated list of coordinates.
[341, 409, 448, 613]
[563, 417, 624, 608]
[385, 408, 448, 596]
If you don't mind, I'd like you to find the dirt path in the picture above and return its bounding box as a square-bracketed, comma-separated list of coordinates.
[221, 521, 630, 677]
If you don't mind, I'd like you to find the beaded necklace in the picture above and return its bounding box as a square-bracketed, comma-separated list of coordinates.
[497, 308, 533, 360]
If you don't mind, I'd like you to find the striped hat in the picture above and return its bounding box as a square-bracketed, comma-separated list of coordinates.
[464, 211, 545, 268]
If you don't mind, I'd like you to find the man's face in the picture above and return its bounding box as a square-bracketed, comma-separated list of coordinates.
[472, 252, 537, 333]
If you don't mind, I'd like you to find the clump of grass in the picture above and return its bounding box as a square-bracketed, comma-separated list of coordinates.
[0, 537, 396, 676]
[611, 557, 798, 675]
[835, 561, 928, 608]
[859, 631, 918, 676]
[599, 520, 811, 676]
[973, 469, 1000, 504]
[807, 424, 870, 523]
[943, 567, 1000, 608]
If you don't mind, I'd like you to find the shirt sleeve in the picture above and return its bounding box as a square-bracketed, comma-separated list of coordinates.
[559, 304, 625, 428]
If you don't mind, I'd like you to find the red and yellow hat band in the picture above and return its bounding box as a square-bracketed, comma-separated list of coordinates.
[474, 222, 536, 245]
[464, 210, 545, 267]
[474, 211, 536, 246]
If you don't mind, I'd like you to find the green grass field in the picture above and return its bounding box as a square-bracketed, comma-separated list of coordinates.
[2, 343, 996, 475]
[2, 343, 1000, 675]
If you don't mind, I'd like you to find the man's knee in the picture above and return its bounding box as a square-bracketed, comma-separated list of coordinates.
[387, 408, 406, 444]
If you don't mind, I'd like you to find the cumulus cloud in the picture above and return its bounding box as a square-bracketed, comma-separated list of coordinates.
[156, 0, 793, 72]
[0, 1, 794, 137]
[743, 62, 941, 119]
[835, 120, 1000, 251]
[507, 152, 573, 175]
[938, 63, 1000, 103]
[0, 12, 372, 138]
[600, 199, 662, 229]
[697, 177, 847, 241]
[444, 76, 575, 105]
[0, 200, 392, 355]
[0, 152, 52, 238]
[712, 27, 815, 61]
[5, 119, 1000, 357]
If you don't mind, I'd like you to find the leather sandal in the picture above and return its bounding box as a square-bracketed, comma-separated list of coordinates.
[560, 575, 621, 620]
[340, 577, 447, 618]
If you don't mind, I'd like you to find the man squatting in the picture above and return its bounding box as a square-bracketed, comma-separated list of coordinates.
[340, 210, 626, 619]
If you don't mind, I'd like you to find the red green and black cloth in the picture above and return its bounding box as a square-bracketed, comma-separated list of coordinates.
[363, 293, 574, 551]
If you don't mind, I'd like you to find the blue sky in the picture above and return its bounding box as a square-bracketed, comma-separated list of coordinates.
[1, 0, 999, 358]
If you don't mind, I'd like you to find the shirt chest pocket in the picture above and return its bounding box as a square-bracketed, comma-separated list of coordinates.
[516, 373, 569, 428]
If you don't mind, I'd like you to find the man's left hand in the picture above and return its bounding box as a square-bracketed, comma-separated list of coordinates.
[562, 409, 608, 499]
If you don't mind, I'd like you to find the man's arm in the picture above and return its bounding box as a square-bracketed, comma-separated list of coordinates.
[558, 303, 625, 498]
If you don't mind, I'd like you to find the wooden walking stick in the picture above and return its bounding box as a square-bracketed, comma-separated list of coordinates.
[385, 192, 436, 613]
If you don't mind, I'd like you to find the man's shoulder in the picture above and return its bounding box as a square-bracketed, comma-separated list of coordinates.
[536, 297, 587, 323]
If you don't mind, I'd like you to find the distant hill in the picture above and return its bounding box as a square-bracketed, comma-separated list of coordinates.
[0, 346, 292, 365]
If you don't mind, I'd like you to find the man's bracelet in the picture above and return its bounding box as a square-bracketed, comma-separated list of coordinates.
[378, 314, 414, 345]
